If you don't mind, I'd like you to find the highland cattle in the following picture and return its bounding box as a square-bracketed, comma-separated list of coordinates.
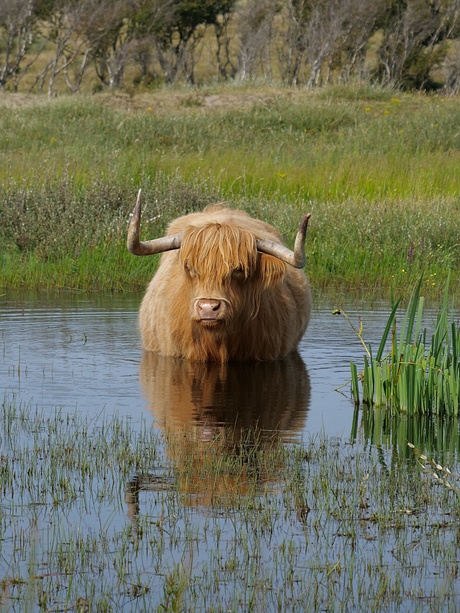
[127, 190, 311, 361]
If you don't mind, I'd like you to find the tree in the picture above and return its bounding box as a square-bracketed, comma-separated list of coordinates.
[213, 0, 238, 80]
[82, 0, 133, 89]
[132, 0, 237, 84]
[277, 0, 312, 85]
[376, 0, 460, 89]
[236, 0, 278, 81]
[32, 0, 91, 95]
[0, 0, 38, 91]
[329, 0, 388, 83]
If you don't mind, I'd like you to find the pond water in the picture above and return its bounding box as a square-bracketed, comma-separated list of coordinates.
[1, 291, 459, 611]
[1, 291, 389, 441]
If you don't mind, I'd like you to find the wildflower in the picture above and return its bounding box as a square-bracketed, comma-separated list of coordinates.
[391, 98, 401, 103]
[147, 107, 153, 112]
[278, 173, 286, 178]
[407, 244, 414, 263]
[384, 110, 390, 115]
[364, 107, 371, 112]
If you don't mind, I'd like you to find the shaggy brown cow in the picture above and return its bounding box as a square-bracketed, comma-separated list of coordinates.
[127, 190, 311, 361]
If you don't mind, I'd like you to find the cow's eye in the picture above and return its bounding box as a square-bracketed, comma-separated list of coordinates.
[232, 266, 245, 280]
[184, 262, 196, 278]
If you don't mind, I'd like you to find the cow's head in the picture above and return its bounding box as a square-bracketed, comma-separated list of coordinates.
[179, 221, 291, 327]
[127, 190, 310, 328]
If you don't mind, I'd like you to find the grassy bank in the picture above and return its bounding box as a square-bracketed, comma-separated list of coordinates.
[1, 396, 460, 612]
[1, 85, 460, 297]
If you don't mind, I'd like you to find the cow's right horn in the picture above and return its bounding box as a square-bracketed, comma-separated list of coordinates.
[127, 190, 182, 256]
[257, 213, 311, 268]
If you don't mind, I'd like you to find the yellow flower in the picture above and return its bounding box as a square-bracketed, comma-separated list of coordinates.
[391, 98, 401, 103]
[364, 107, 371, 112]
[278, 173, 287, 178]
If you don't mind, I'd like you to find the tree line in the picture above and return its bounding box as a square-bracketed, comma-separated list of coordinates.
[1, 0, 460, 95]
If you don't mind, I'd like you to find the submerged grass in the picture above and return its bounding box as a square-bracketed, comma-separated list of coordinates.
[1, 86, 460, 296]
[1, 394, 460, 612]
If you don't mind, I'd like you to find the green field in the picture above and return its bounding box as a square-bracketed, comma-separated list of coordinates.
[1, 84, 460, 298]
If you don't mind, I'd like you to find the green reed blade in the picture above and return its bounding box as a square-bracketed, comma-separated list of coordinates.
[374, 361, 382, 407]
[451, 321, 458, 371]
[363, 355, 372, 405]
[400, 276, 423, 352]
[414, 295, 424, 344]
[350, 362, 360, 406]
[376, 299, 400, 362]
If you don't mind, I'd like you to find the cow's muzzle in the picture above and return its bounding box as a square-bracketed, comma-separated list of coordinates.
[194, 299, 227, 325]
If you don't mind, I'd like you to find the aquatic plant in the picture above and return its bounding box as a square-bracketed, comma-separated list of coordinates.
[1, 395, 460, 611]
[407, 441, 460, 498]
[346, 276, 460, 415]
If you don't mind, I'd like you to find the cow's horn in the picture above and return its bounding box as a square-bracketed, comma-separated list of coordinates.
[256, 213, 311, 268]
[127, 189, 182, 256]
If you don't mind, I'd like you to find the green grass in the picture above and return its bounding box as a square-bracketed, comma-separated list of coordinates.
[345, 276, 460, 417]
[1, 395, 460, 612]
[1, 85, 460, 295]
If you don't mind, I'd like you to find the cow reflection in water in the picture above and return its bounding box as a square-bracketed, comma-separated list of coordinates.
[126, 351, 310, 515]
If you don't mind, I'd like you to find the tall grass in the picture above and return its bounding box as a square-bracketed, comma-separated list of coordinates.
[348, 276, 460, 416]
[1, 86, 460, 294]
[2, 91, 460, 200]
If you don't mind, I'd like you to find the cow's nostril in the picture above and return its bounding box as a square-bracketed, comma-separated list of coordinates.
[197, 300, 221, 319]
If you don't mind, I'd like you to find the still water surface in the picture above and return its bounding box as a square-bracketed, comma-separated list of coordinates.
[1, 291, 458, 611]
[1, 291, 393, 441]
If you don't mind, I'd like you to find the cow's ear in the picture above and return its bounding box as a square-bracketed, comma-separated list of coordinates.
[258, 254, 286, 287]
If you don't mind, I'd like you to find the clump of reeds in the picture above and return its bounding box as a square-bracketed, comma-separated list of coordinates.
[347, 276, 460, 415]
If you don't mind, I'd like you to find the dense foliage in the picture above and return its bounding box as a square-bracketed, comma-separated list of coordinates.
[1, 0, 460, 94]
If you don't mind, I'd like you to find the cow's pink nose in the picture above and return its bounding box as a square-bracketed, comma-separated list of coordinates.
[197, 300, 221, 319]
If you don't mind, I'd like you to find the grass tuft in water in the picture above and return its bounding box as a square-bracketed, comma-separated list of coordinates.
[408, 441, 460, 498]
[1, 394, 460, 611]
[346, 275, 460, 415]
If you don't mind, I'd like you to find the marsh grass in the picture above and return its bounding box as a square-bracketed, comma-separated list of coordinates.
[408, 441, 460, 498]
[1, 86, 460, 295]
[348, 277, 460, 416]
[1, 394, 460, 611]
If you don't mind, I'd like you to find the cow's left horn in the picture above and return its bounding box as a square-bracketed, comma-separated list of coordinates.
[256, 213, 311, 268]
[127, 189, 182, 256]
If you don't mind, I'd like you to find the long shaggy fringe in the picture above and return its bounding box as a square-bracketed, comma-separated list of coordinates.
[180, 223, 258, 283]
